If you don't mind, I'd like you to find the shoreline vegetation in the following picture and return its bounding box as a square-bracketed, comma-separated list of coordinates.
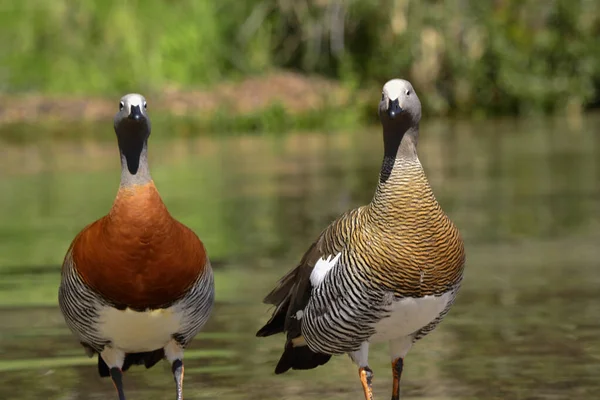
[0, 72, 377, 140]
[1, 1, 599, 134]
[0, 72, 365, 125]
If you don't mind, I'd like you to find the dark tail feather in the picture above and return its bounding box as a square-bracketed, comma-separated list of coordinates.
[274, 341, 331, 375]
[259, 248, 316, 337]
[98, 355, 110, 377]
[97, 349, 165, 378]
[256, 297, 289, 337]
[263, 266, 300, 306]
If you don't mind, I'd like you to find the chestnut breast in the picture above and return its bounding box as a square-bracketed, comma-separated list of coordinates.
[70, 183, 207, 311]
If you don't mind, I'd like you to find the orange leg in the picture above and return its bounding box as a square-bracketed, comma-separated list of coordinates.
[391, 357, 404, 400]
[359, 366, 374, 400]
[172, 359, 185, 400]
[109, 367, 126, 400]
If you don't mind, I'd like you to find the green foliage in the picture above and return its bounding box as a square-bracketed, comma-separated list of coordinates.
[258, 0, 600, 116]
[1, 0, 236, 94]
[1, 0, 599, 116]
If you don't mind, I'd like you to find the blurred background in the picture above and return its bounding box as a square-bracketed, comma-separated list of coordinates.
[0, 0, 599, 399]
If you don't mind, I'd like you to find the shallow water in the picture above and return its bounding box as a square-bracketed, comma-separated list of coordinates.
[0, 115, 599, 399]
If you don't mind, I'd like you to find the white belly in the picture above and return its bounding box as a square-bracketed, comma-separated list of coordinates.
[370, 291, 453, 343]
[97, 306, 182, 352]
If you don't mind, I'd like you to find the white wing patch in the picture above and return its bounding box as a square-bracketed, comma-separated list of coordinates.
[310, 252, 341, 287]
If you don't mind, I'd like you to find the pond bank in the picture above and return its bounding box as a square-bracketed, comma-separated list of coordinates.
[0, 72, 367, 127]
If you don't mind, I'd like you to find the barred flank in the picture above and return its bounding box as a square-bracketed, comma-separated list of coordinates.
[300, 157, 465, 355]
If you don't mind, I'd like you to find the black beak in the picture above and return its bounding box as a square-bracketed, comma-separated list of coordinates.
[387, 99, 403, 119]
[128, 105, 143, 121]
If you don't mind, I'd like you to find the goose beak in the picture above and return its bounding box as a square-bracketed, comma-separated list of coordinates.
[128, 105, 144, 121]
[387, 99, 403, 119]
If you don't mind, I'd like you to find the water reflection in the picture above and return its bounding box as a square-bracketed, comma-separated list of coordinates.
[0, 114, 599, 399]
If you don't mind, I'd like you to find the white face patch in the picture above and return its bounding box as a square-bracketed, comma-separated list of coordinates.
[119, 93, 146, 114]
[382, 79, 411, 101]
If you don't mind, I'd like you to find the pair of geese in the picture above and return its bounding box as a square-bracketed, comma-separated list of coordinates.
[58, 79, 466, 400]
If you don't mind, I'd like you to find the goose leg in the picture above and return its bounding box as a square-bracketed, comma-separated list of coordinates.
[166, 339, 185, 400]
[172, 359, 185, 400]
[359, 366, 375, 400]
[351, 342, 374, 400]
[109, 367, 126, 400]
[389, 336, 412, 400]
[391, 357, 404, 400]
[102, 347, 126, 400]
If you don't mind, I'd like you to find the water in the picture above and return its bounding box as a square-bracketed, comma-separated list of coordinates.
[1, 115, 599, 399]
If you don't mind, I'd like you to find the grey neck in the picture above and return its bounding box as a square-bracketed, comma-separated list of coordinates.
[118, 137, 152, 187]
[379, 124, 419, 184]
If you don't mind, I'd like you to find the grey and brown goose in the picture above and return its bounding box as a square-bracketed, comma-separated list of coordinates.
[58, 94, 215, 400]
[256, 79, 466, 400]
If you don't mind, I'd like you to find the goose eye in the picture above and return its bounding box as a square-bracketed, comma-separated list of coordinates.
[405, 90, 411, 96]
[143, 101, 147, 109]
[119, 101, 124, 111]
